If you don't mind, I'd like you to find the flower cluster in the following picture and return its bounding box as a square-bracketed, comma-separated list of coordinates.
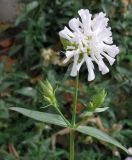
[59, 9, 119, 81]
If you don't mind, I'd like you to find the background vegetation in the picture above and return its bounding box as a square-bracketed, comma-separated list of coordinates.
[0, 0, 131, 159]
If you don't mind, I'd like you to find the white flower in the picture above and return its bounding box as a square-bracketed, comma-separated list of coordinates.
[128, 147, 132, 155]
[125, 157, 132, 160]
[59, 9, 119, 81]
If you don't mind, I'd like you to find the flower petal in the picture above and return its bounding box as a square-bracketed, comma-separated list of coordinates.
[84, 53, 95, 81]
[64, 26, 75, 37]
[59, 30, 71, 41]
[69, 18, 81, 33]
[78, 9, 92, 35]
[64, 50, 78, 64]
[99, 60, 109, 75]
[70, 54, 79, 77]
[59, 26, 75, 41]
[66, 50, 75, 58]
[92, 12, 109, 35]
[97, 27, 112, 43]
[77, 58, 85, 71]
[103, 44, 120, 58]
[91, 54, 109, 74]
[101, 52, 115, 65]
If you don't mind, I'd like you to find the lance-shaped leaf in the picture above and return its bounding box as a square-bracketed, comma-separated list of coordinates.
[10, 107, 67, 127]
[80, 107, 109, 118]
[95, 107, 109, 113]
[76, 126, 128, 153]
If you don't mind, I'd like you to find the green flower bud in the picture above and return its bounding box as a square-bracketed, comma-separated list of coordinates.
[88, 89, 107, 111]
[39, 80, 57, 107]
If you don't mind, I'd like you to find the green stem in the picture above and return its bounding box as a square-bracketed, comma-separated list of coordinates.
[72, 73, 79, 127]
[70, 72, 79, 160]
[70, 129, 74, 160]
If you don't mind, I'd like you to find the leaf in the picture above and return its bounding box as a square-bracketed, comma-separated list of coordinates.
[10, 107, 67, 127]
[76, 126, 128, 153]
[80, 107, 109, 118]
[11, 72, 30, 80]
[15, 87, 36, 97]
[80, 111, 93, 117]
[101, 0, 111, 14]
[95, 107, 109, 113]
[0, 100, 9, 119]
[15, 14, 26, 26]
[26, 1, 39, 13]
[15, 1, 39, 26]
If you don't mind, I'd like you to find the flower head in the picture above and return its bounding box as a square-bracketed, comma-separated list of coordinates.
[59, 9, 119, 81]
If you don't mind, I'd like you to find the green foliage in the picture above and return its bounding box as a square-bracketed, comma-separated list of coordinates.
[0, 100, 9, 119]
[11, 0, 81, 68]
[76, 126, 128, 153]
[10, 107, 127, 153]
[10, 107, 68, 127]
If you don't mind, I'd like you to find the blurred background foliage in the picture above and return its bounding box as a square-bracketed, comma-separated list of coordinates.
[0, 0, 132, 159]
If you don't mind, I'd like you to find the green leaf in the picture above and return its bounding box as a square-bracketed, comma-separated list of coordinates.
[15, 87, 36, 97]
[80, 111, 93, 117]
[15, 14, 26, 26]
[26, 1, 39, 13]
[0, 100, 9, 119]
[95, 107, 109, 113]
[10, 107, 67, 127]
[76, 126, 128, 153]
[80, 107, 109, 117]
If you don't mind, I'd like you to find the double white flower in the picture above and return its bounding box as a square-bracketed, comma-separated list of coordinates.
[59, 9, 119, 81]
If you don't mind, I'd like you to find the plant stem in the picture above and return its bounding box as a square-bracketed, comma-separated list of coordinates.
[70, 73, 79, 160]
[70, 129, 74, 160]
[72, 73, 79, 126]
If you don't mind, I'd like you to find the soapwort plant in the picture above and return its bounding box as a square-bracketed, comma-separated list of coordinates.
[10, 9, 128, 160]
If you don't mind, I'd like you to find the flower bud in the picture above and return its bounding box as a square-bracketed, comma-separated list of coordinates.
[88, 89, 107, 111]
[39, 80, 57, 107]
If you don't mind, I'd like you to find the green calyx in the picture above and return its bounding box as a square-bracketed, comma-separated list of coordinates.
[60, 38, 77, 50]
